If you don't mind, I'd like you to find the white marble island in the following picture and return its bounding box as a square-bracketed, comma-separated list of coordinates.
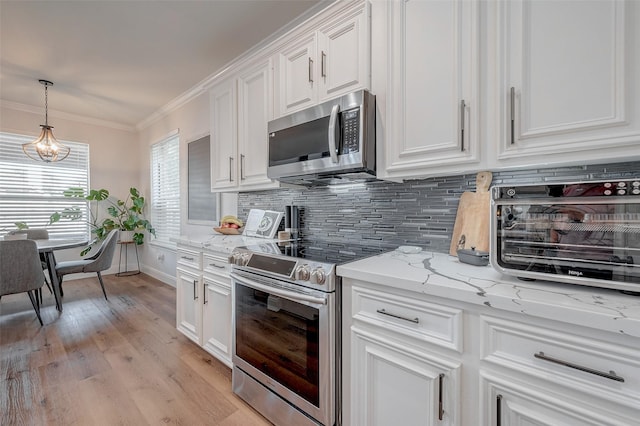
[338, 249, 640, 338]
[338, 249, 640, 426]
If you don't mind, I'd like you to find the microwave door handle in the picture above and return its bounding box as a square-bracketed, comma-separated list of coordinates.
[328, 104, 340, 163]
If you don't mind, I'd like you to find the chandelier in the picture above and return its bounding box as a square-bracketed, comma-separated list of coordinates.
[22, 79, 70, 162]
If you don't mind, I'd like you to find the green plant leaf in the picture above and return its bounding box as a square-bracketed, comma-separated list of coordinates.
[86, 188, 109, 201]
[63, 187, 86, 198]
[15, 222, 29, 230]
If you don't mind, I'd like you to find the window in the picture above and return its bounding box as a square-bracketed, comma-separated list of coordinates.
[0, 132, 90, 239]
[150, 131, 180, 247]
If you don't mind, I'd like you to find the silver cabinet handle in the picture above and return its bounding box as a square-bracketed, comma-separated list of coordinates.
[328, 104, 340, 163]
[534, 351, 625, 382]
[438, 373, 445, 420]
[509, 87, 515, 144]
[376, 308, 419, 324]
[496, 394, 502, 426]
[181, 256, 194, 261]
[208, 263, 225, 269]
[203, 281, 207, 304]
[321, 51, 327, 77]
[193, 279, 198, 301]
[308, 57, 314, 83]
[460, 99, 466, 152]
[240, 154, 245, 180]
[229, 157, 234, 181]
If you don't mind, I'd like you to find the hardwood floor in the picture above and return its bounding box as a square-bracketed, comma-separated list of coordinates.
[0, 273, 272, 425]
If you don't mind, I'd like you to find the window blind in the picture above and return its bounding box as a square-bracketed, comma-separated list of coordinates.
[150, 133, 180, 246]
[0, 132, 90, 239]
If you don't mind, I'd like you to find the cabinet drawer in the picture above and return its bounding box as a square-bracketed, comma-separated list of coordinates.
[352, 285, 462, 352]
[481, 315, 640, 406]
[203, 253, 230, 279]
[177, 248, 202, 270]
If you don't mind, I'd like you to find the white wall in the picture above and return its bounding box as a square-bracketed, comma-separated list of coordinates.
[137, 92, 238, 286]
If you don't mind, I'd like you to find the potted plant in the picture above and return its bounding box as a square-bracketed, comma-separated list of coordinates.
[51, 187, 155, 255]
[0, 221, 30, 239]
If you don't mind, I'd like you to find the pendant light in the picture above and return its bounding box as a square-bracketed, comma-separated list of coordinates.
[22, 79, 70, 162]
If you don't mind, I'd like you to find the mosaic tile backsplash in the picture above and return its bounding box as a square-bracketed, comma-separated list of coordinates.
[238, 161, 640, 254]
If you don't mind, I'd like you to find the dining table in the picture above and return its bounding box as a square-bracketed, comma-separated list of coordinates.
[35, 238, 89, 312]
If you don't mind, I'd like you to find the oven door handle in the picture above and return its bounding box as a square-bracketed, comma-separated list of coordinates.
[230, 272, 328, 306]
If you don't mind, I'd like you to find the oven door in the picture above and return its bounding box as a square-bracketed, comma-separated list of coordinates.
[231, 271, 335, 426]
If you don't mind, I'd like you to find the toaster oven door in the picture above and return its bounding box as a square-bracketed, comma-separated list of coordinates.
[493, 199, 640, 289]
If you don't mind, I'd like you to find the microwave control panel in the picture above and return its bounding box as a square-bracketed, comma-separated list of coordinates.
[341, 108, 360, 154]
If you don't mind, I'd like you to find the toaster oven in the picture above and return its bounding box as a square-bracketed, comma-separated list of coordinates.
[490, 179, 640, 293]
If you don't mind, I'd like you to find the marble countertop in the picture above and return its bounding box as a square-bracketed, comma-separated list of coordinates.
[337, 249, 640, 339]
[175, 234, 284, 255]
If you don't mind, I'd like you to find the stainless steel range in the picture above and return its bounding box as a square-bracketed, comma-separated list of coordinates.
[229, 240, 386, 426]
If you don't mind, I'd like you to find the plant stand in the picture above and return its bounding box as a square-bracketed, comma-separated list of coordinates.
[116, 240, 140, 277]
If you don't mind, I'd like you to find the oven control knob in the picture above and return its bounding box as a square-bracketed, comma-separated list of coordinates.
[617, 189, 626, 195]
[618, 181, 627, 188]
[296, 264, 311, 281]
[632, 188, 640, 195]
[604, 189, 612, 196]
[310, 268, 326, 285]
[604, 182, 612, 188]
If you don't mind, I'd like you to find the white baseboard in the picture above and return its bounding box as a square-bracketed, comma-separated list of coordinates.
[140, 264, 176, 288]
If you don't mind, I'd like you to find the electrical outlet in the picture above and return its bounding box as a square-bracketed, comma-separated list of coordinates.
[157, 253, 165, 262]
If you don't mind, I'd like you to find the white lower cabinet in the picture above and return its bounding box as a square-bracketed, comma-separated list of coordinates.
[176, 245, 232, 367]
[342, 278, 640, 426]
[344, 283, 462, 426]
[176, 266, 201, 344]
[351, 326, 460, 426]
[481, 372, 632, 426]
[201, 275, 232, 368]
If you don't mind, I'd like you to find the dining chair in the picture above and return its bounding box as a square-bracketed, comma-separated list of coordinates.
[55, 229, 119, 300]
[9, 228, 54, 298]
[0, 239, 46, 325]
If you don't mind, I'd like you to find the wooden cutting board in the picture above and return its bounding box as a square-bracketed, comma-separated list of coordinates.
[449, 171, 493, 256]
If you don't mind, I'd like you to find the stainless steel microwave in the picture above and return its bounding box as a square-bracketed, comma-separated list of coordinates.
[267, 90, 375, 186]
[490, 180, 640, 293]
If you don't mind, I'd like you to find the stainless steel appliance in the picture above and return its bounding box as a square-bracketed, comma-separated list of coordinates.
[267, 90, 375, 186]
[229, 240, 387, 426]
[490, 179, 640, 293]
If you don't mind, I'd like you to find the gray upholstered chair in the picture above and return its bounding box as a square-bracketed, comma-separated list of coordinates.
[8, 228, 53, 297]
[55, 229, 118, 300]
[0, 239, 46, 325]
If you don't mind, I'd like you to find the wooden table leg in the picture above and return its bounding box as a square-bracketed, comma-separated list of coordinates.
[44, 251, 63, 312]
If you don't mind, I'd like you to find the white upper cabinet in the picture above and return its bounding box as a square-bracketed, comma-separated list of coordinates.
[210, 79, 237, 191]
[210, 58, 278, 192]
[494, 0, 640, 167]
[276, 1, 370, 117]
[377, 0, 480, 181]
[236, 59, 277, 190]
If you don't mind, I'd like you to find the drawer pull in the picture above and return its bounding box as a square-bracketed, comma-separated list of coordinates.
[208, 263, 225, 269]
[496, 394, 502, 426]
[376, 308, 419, 324]
[534, 351, 625, 382]
[181, 256, 194, 261]
[438, 373, 444, 420]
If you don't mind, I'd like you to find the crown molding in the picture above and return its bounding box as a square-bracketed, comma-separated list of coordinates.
[0, 99, 136, 132]
[136, 0, 335, 131]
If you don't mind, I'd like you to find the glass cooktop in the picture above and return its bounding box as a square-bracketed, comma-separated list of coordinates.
[240, 238, 391, 266]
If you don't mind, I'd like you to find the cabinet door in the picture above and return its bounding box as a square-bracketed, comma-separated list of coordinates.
[210, 79, 238, 191]
[481, 372, 636, 426]
[237, 58, 278, 190]
[317, 4, 369, 102]
[201, 276, 232, 368]
[176, 267, 202, 344]
[351, 326, 460, 426]
[277, 34, 317, 116]
[497, 0, 640, 165]
[382, 0, 479, 180]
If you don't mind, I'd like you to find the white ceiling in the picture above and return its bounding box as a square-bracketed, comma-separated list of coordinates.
[0, 0, 325, 129]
